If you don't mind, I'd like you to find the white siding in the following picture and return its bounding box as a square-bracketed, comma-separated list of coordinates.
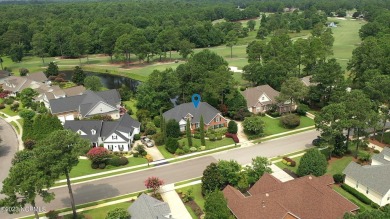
[259, 93, 270, 103]
[380, 189, 390, 206]
[344, 176, 384, 206]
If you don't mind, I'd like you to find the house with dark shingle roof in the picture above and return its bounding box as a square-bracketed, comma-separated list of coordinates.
[163, 102, 227, 132]
[343, 148, 390, 206]
[49, 89, 121, 124]
[242, 84, 296, 114]
[64, 113, 140, 152]
[128, 193, 173, 219]
[223, 173, 358, 219]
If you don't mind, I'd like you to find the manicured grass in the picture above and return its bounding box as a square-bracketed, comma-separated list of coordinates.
[63, 157, 148, 179]
[175, 177, 202, 187]
[177, 184, 205, 210]
[10, 121, 20, 134]
[186, 205, 198, 219]
[0, 105, 19, 116]
[274, 156, 302, 173]
[178, 137, 234, 150]
[157, 145, 175, 159]
[82, 201, 132, 219]
[262, 116, 314, 136]
[333, 185, 373, 212]
[327, 156, 353, 175]
[122, 99, 138, 119]
[327, 18, 366, 72]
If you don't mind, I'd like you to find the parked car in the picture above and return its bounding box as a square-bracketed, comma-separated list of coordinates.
[145, 141, 154, 147]
[141, 136, 154, 147]
[312, 136, 325, 146]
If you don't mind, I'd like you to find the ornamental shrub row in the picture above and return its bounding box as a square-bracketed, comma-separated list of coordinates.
[282, 157, 296, 167]
[341, 184, 372, 205]
[225, 133, 239, 143]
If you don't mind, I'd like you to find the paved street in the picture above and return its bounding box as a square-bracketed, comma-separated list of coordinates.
[6, 130, 319, 218]
[0, 117, 19, 198]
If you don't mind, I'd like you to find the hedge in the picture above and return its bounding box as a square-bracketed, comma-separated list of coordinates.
[282, 157, 296, 167]
[341, 184, 372, 205]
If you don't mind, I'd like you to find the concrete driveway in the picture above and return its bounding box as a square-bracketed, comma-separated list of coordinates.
[0, 117, 19, 197]
[134, 140, 165, 161]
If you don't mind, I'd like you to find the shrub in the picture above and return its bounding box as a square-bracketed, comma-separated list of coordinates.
[87, 147, 110, 164]
[243, 116, 265, 135]
[23, 139, 36, 150]
[118, 157, 129, 166]
[193, 133, 200, 139]
[227, 121, 238, 134]
[10, 102, 19, 111]
[282, 157, 296, 167]
[141, 151, 147, 156]
[109, 156, 122, 167]
[297, 149, 327, 177]
[296, 104, 310, 116]
[280, 114, 300, 128]
[0, 103, 5, 109]
[91, 163, 99, 169]
[373, 149, 380, 154]
[209, 134, 216, 141]
[182, 188, 194, 203]
[333, 174, 344, 184]
[134, 134, 141, 141]
[341, 184, 372, 205]
[153, 132, 165, 146]
[267, 111, 280, 118]
[153, 116, 161, 128]
[105, 208, 130, 219]
[4, 98, 14, 105]
[99, 163, 106, 169]
[200, 146, 206, 151]
[183, 146, 190, 153]
[189, 147, 197, 152]
[45, 210, 59, 219]
[175, 148, 185, 155]
[225, 133, 239, 143]
[371, 202, 380, 209]
[165, 137, 179, 154]
[217, 135, 222, 140]
[133, 152, 139, 157]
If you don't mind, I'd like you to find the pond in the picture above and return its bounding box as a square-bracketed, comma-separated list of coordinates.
[60, 70, 140, 92]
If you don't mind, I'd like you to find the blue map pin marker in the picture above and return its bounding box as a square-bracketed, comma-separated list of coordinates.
[192, 94, 201, 108]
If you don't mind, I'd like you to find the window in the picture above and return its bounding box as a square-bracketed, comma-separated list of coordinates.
[112, 135, 117, 140]
[215, 117, 220, 122]
[214, 125, 218, 129]
[195, 123, 199, 128]
[366, 188, 369, 194]
[262, 96, 265, 100]
[219, 124, 224, 128]
[77, 130, 82, 135]
[91, 129, 96, 135]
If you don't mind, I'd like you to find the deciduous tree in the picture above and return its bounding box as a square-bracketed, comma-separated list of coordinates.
[297, 148, 327, 177]
[204, 190, 231, 219]
[84, 76, 103, 91]
[201, 163, 223, 195]
[71, 66, 86, 85]
[243, 116, 264, 136]
[278, 77, 308, 113]
[144, 176, 164, 195]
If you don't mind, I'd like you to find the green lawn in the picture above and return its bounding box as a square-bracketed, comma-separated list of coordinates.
[63, 157, 148, 179]
[333, 185, 373, 212]
[262, 116, 314, 136]
[327, 156, 353, 175]
[82, 201, 132, 219]
[157, 145, 175, 159]
[122, 99, 138, 119]
[275, 156, 302, 173]
[177, 184, 205, 210]
[10, 121, 20, 134]
[0, 104, 20, 116]
[178, 137, 234, 150]
[327, 18, 366, 71]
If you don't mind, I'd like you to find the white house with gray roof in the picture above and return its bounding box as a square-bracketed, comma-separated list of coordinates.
[49, 89, 121, 124]
[128, 193, 173, 219]
[343, 148, 390, 206]
[64, 113, 140, 152]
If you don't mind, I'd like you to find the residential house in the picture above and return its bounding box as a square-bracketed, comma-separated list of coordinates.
[242, 84, 297, 114]
[128, 193, 173, 219]
[343, 148, 390, 206]
[37, 85, 85, 108]
[64, 113, 140, 151]
[223, 173, 358, 219]
[49, 89, 121, 123]
[300, 76, 317, 87]
[163, 102, 227, 132]
[25, 72, 48, 83]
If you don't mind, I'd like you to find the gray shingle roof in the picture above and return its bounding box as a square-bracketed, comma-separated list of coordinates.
[343, 162, 390, 195]
[372, 147, 390, 165]
[101, 114, 140, 139]
[49, 89, 119, 115]
[64, 120, 103, 142]
[241, 84, 280, 108]
[63, 85, 85, 96]
[128, 194, 171, 219]
[163, 102, 221, 124]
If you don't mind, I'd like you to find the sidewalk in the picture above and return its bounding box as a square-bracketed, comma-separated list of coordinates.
[160, 184, 192, 219]
[0, 112, 23, 151]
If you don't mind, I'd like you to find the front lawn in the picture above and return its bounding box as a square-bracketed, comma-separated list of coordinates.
[178, 138, 234, 150]
[63, 157, 148, 179]
[82, 201, 132, 219]
[0, 104, 20, 116]
[275, 156, 302, 173]
[157, 145, 175, 159]
[262, 116, 314, 136]
[327, 156, 353, 175]
[177, 184, 205, 210]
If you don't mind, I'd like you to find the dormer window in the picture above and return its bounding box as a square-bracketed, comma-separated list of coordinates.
[91, 129, 96, 135]
[262, 96, 265, 100]
[112, 135, 117, 140]
[77, 130, 82, 135]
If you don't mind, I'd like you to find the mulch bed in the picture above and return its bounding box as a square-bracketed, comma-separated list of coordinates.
[368, 138, 389, 148]
[185, 200, 203, 218]
[282, 168, 298, 178]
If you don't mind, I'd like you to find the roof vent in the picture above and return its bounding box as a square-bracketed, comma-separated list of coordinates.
[309, 176, 312, 180]
[262, 200, 266, 208]
[266, 193, 269, 197]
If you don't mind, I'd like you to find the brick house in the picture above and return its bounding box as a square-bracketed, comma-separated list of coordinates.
[163, 102, 227, 132]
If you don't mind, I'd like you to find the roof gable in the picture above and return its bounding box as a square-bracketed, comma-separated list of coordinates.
[129, 194, 171, 219]
[242, 84, 280, 108]
[163, 102, 222, 124]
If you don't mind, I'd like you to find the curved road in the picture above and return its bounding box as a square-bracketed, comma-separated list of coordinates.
[6, 130, 319, 219]
[0, 117, 19, 198]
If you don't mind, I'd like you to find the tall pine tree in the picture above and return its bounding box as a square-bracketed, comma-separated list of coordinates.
[200, 115, 206, 146]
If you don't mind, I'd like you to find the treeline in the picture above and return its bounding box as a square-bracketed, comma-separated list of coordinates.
[0, 0, 386, 63]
